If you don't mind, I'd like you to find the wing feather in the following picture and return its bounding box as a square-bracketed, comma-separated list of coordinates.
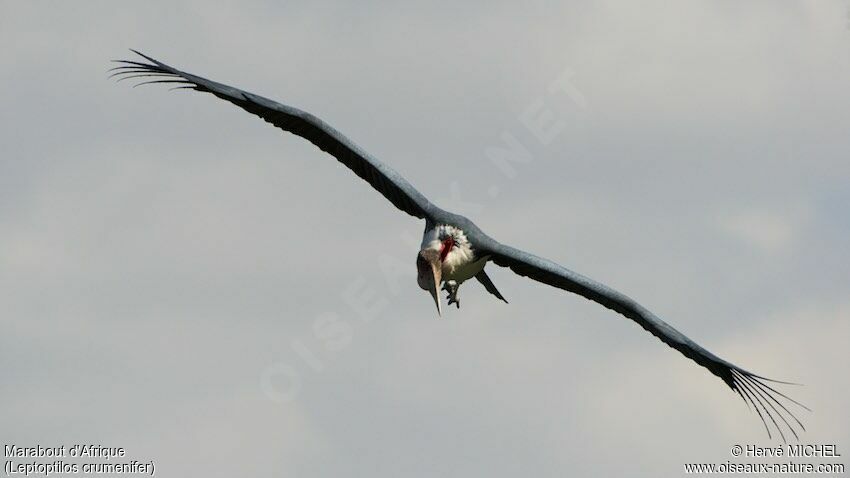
[485, 242, 807, 440]
[112, 50, 440, 220]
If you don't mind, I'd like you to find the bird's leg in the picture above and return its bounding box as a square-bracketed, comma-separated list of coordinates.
[442, 280, 461, 308]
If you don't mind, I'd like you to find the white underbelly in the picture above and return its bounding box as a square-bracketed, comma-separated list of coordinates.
[443, 256, 488, 283]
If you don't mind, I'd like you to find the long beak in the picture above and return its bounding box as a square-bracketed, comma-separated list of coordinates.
[428, 259, 442, 317]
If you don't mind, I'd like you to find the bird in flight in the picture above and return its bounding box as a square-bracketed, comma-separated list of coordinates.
[113, 50, 807, 440]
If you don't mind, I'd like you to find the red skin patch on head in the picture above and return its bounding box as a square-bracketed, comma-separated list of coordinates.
[439, 237, 454, 262]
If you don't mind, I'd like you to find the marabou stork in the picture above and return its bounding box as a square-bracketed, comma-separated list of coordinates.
[112, 50, 807, 440]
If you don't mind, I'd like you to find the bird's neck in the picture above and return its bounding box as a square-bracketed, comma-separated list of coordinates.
[422, 224, 475, 270]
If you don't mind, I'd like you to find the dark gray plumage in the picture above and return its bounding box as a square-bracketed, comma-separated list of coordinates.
[112, 50, 807, 440]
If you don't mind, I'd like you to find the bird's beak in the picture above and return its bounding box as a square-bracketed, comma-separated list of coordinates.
[428, 258, 442, 317]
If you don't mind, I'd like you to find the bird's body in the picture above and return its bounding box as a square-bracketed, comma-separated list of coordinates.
[114, 50, 807, 440]
[418, 222, 498, 309]
[422, 224, 483, 283]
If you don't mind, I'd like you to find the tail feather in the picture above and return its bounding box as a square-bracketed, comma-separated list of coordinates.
[475, 269, 508, 304]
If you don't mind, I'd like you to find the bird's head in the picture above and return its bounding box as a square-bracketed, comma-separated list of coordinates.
[417, 248, 442, 316]
[417, 225, 467, 316]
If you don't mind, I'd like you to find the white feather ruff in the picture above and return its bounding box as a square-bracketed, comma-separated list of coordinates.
[421, 224, 487, 282]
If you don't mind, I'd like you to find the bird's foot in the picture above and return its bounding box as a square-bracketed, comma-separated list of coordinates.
[442, 280, 460, 309]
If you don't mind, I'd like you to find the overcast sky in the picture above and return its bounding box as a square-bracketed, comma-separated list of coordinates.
[2, 1, 849, 476]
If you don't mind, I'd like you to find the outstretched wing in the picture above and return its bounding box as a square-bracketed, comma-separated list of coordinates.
[112, 50, 441, 221]
[484, 242, 808, 441]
